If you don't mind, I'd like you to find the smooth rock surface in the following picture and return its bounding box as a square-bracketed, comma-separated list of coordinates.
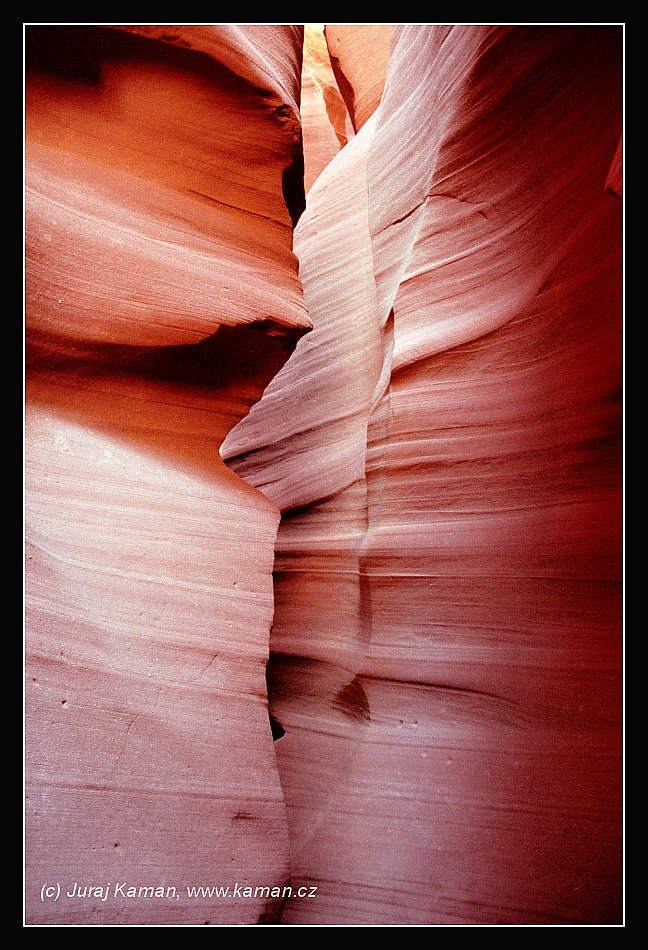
[301, 24, 348, 193]
[225, 24, 622, 925]
[25, 25, 306, 925]
[26, 22, 623, 927]
[325, 24, 392, 131]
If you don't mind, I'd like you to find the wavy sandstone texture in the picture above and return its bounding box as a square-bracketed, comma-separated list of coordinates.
[325, 25, 393, 131]
[26, 24, 622, 927]
[301, 25, 349, 193]
[223, 24, 622, 924]
[25, 24, 307, 925]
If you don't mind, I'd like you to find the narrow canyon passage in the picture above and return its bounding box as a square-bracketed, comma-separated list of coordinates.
[25, 24, 622, 926]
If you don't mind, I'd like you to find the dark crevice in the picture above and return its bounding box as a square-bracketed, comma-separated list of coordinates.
[282, 142, 307, 229]
[25, 26, 103, 83]
[375, 196, 427, 234]
[269, 714, 285, 742]
[27, 322, 305, 385]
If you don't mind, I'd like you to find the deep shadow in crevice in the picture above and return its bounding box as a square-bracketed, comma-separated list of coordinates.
[269, 714, 286, 742]
[26, 25, 276, 103]
[282, 141, 306, 229]
[27, 321, 304, 385]
[25, 25, 104, 84]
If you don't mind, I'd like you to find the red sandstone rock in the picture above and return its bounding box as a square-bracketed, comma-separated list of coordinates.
[606, 136, 623, 198]
[26, 27, 308, 349]
[325, 24, 392, 131]
[25, 24, 306, 925]
[26, 23, 623, 927]
[225, 24, 622, 924]
[301, 25, 348, 193]
[110, 24, 304, 117]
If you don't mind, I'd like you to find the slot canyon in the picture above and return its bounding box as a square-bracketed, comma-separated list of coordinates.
[25, 23, 623, 926]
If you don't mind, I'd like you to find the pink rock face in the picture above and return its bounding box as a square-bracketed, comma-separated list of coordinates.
[26, 23, 623, 927]
[26, 27, 308, 348]
[224, 25, 622, 924]
[25, 25, 307, 925]
[325, 24, 393, 131]
[301, 25, 348, 193]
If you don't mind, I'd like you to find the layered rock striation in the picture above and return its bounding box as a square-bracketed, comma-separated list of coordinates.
[26, 23, 622, 927]
[224, 24, 623, 925]
[25, 24, 308, 925]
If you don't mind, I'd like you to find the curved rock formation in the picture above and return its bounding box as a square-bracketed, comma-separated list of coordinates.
[325, 24, 393, 131]
[224, 24, 622, 924]
[26, 22, 623, 927]
[301, 24, 348, 193]
[25, 24, 307, 925]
